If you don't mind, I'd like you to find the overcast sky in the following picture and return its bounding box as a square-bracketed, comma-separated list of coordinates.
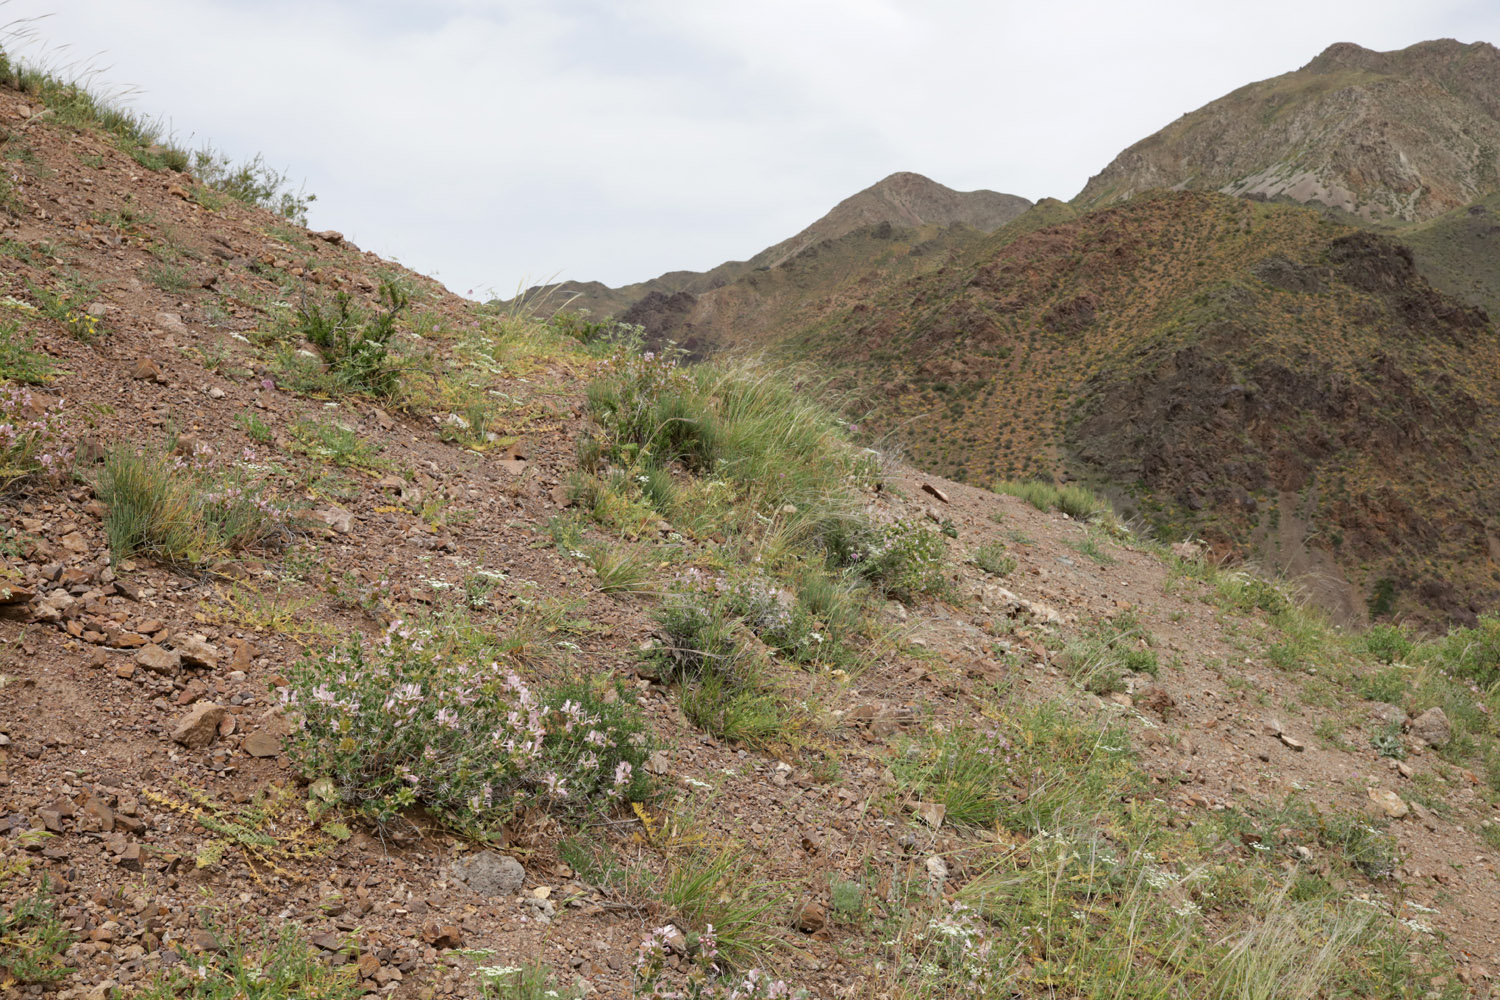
[4, 1, 1497, 298]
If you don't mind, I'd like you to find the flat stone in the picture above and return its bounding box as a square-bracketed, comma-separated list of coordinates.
[135, 644, 181, 676]
[172, 703, 226, 749]
[450, 851, 525, 896]
[1369, 787, 1409, 819]
[170, 633, 219, 669]
[1409, 707, 1451, 748]
[242, 731, 281, 758]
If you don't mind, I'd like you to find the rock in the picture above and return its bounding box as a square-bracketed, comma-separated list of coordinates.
[356, 953, 380, 980]
[921, 482, 950, 504]
[1370, 702, 1408, 727]
[135, 644, 182, 676]
[420, 922, 462, 949]
[661, 925, 687, 954]
[450, 851, 525, 896]
[792, 900, 826, 934]
[925, 855, 949, 892]
[229, 639, 256, 670]
[645, 750, 670, 775]
[1170, 540, 1204, 561]
[1409, 708, 1451, 748]
[242, 730, 281, 758]
[1277, 733, 1305, 753]
[1136, 684, 1176, 718]
[1369, 787, 1409, 819]
[311, 507, 355, 534]
[154, 312, 188, 337]
[1261, 718, 1284, 736]
[83, 796, 114, 832]
[133, 358, 166, 383]
[315, 230, 344, 245]
[170, 633, 219, 669]
[172, 703, 227, 748]
[912, 801, 946, 830]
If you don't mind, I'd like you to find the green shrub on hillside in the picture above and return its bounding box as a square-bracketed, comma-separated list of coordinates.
[994, 479, 1112, 521]
[283, 623, 651, 830]
[294, 280, 411, 398]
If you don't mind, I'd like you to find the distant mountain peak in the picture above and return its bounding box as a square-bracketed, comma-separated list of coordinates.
[1076, 38, 1500, 222]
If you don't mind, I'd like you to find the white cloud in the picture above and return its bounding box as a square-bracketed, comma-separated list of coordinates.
[1, 0, 1495, 296]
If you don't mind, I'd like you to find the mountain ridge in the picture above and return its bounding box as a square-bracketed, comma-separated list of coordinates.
[1074, 38, 1500, 221]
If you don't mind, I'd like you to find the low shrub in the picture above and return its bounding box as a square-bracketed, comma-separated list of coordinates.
[295, 280, 411, 398]
[653, 583, 788, 745]
[133, 924, 359, 1000]
[834, 518, 949, 603]
[97, 443, 285, 565]
[1361, 623, 1413, 664]
[970, 539, 1016, 577]
[282, 623, 651, 831]
[0, 877, 72, 985]
[994, 479, 1112, 521]
[0, 386, 71, 489]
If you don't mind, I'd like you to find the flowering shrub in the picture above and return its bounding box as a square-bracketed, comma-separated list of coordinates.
[633, 923, 802, 999]
[831, 518, 949, 603]
[282, 623, 652, 831]
[97, 441, 286, 565]
[0, 386, 72, 489]
[584, 347, 699, 470]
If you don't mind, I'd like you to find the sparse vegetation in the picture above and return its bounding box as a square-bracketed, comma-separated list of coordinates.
[133, 925, 359, 1000]
[96, 443, 285, 565]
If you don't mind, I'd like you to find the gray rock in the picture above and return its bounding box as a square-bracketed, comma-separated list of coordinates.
[1369, 702, 1408, 727]
[135, 644, 182, 675]
[1409, 707, 1451, 748]
[170, 633, 219, 670]
[450, 851, 525, 896]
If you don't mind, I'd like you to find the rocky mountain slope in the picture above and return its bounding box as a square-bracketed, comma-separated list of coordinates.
[783, 191, 1500, 628]
[4, 46, 1500, 1000]
[1074, 39, 1500, 222]
[525, 172, 1029, 337]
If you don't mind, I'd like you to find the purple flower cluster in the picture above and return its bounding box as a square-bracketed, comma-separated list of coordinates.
[0, 386, 73, 483]
[283, 622, 641, 827]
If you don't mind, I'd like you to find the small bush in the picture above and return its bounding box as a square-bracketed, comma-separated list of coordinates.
[295, 280, 410, 398]
[192, 148, 315, 225]
[1354, 665, 1408, 705]
[994, 479, 1111, 521]
[283, 623, 651, 830]
[1429, 615, 1500, 687]
[1060, 611, 1158, 694]
[289, 419, 385, 469]
[0, 386, 72, 489]
[837, 518, 949, 603]
[97, 443, 285, 565]
[653, 585, 788, 745]
[133, 924, 359, 1000]
[970, 540, 1016, 576]
[0, 321, 58, 384]
[1361, 623, 1413, 664]
[660, 846, 788, 966]
[0, 877, 72, 984]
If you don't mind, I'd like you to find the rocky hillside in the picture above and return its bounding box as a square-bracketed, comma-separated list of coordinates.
[525, 172, 1029, 335]
[5, 45, 1500, 1000]
[778, 191, 1500, 628]
[1074, 39, 1500, 222]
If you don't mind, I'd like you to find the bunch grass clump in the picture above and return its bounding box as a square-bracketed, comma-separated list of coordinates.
[282, 622, 651, 831]
[97, 442, 285, 565]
